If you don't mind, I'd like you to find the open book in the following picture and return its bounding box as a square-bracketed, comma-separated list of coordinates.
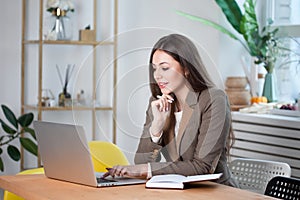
[146, 173, 222, 189]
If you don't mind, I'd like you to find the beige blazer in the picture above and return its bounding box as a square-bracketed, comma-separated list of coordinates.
[134, 88, 239, 187]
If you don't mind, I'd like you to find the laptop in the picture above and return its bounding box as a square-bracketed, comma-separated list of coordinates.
[33, 121, 146, 187]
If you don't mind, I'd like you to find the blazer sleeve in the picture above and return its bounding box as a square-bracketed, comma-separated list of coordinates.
[149, 89, 231, 176]
[134, 97, 162, 164]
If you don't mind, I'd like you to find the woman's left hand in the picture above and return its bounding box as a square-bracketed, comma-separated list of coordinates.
[102, 164, 148, 179]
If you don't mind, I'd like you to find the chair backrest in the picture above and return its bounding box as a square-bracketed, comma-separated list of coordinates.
[264, 176, 300, 200]
[229, 158, 291, 194]
[88, 141, 129, 172]
[3, 167, 44, 200]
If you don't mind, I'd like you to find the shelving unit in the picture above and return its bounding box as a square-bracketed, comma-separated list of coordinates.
[21, 0, 118, 170]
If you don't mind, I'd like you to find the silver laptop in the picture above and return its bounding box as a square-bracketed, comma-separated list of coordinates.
[33, 121, 146, 187]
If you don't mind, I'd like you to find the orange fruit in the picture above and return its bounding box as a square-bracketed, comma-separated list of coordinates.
[251, 96, 268, 104]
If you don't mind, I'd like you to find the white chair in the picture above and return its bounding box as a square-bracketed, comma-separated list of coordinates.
[229, 158, 291, 194]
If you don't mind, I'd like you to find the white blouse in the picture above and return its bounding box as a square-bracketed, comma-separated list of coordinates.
[174, 111, 183, 139]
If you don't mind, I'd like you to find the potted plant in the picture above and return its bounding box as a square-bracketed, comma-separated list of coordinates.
[0, 105, 38, 171]
[176, 0, 286, 102]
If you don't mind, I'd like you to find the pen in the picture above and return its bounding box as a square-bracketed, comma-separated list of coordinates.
[156, 95, 174, 103]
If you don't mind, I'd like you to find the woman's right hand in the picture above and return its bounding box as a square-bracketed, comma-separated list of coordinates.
[150, 94, 174, 137]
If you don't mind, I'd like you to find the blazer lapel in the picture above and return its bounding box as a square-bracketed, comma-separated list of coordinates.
[165, 130, 178, 161]
[165, 91, 198, 161]
[176, 102, 194, 154]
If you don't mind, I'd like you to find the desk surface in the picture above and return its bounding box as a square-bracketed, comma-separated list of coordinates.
[0, 174, 276, 200]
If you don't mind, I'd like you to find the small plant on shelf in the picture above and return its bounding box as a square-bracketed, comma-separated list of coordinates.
[0, 105, 38, 172]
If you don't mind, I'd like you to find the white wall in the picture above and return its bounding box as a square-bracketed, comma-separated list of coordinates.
[116, 0, 245, 162]
[0, 0, 245, 175]
[0, 1, 23, 175]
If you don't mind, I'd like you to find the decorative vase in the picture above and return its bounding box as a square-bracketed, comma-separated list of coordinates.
[241, 56, 266, 97]
[44, 8, 73, 40]
[262, 72, 277, 102]
[58, 87, 71, 107]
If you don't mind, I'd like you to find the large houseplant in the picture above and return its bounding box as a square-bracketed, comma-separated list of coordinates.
[177, 0, 282, 101]
[177, 0, 279, 72]
[0, 105, 38, 171]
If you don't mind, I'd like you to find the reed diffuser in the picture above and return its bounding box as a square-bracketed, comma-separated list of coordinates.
[56, 64, 75, 106]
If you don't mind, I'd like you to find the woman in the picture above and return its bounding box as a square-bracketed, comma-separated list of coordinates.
[104, 34, 238, 187]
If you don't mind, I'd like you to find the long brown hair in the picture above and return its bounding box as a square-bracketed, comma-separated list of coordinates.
[149, 34, 214, 97]
[148, 34, 234, 153]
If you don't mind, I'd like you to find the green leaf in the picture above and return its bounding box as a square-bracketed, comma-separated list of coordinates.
[24, 127, 36, 140]
[1, 105, 18, 129]
[0, 135, 5, 142]
[240, 0, 261, 56]
[20, 138, 38, 156]
[0, 157, 3, 172]
[18, 112, 34, 127]
[7, 145, 21, 161]
[0, 119, 17, 134]
[215, 0, 243, 33]
[176, 11, 239, 40]
[176, 10, 250, 53]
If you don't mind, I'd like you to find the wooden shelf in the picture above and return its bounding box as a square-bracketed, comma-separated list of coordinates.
[23, 40, 115, 46]
[23, 105, 113, 111]
[21, 0, 118, 170]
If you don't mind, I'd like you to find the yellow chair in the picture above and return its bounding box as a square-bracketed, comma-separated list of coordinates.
[3, 167, 44, 200]
[3, 141, 128, 200]
[88, 141, 129, 172]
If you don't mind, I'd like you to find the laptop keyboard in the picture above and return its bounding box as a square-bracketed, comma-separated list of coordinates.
[97, 177, 117, 183]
